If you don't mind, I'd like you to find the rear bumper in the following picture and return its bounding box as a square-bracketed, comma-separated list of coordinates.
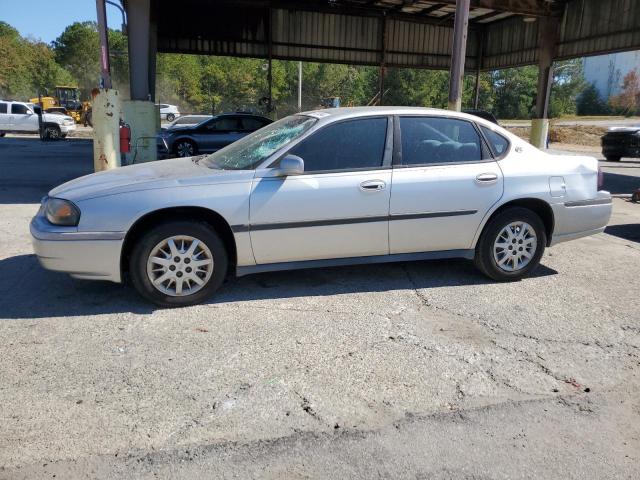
[602, 145, 640, 158]
[30, 214, 124, 283]
[550, 192, 613, 246]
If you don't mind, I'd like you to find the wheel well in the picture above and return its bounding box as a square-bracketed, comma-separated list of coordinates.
[486, 198, 555, 246]
[120, 206, 237, 278]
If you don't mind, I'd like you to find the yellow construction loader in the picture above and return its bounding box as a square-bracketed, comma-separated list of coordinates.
[30, 86, 92, 125]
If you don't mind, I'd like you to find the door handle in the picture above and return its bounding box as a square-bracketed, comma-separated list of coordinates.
[475, 173, 499, 184]
[360, 180, 386, 192]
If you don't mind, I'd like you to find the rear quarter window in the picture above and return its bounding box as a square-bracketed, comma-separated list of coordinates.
[480, 126, 510, 157]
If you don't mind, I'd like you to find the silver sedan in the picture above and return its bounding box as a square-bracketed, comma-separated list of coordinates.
[31, 107, 612, 306]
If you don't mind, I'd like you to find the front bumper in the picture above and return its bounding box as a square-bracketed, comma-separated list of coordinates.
[30, 214, 125, 283]
[60, 123, 77, 134]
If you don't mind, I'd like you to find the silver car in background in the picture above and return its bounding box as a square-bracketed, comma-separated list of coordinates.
[31, 107, 612, 306]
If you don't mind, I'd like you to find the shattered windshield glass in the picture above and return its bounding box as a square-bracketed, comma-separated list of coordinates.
[202, 115, 317, 170]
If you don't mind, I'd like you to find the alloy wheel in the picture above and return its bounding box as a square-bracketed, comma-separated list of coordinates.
[146, 235, 214, 296]
[492, 221, 537, 272]
[176, 142, 194, 157]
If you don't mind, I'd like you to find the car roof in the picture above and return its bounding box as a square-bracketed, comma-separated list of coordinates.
[299, 106, 501, 129]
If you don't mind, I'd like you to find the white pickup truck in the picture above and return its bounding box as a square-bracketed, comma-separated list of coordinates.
[0, 100, 76, 140]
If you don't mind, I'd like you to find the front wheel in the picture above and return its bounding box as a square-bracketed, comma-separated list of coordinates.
[44, 125, 61, 140]
[174, 139, 197, 158]
[474, 207, 546, 281]
[605, 155, 621, 162]
[129, 221, 228, 307]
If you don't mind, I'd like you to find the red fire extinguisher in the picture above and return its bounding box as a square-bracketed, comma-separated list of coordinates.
[119, 122, 131, 154]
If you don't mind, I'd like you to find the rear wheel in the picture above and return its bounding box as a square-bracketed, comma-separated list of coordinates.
[474, 207, 546, 281]
[0, 132, 5, 137]
[129, 221, 228, 307]
[166, 113, 176, 122]
[174, 139, 197, 158]
[605, 155, 621, 162]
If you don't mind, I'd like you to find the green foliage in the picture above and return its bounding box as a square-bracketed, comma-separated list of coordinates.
[609, 70, 640, 116]
[577, 83, 609, 115]
[0, 21, 73, 99]
[549, 59, 586, 118]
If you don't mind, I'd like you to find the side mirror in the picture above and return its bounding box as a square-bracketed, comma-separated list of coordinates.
[274, 154, 304, 176]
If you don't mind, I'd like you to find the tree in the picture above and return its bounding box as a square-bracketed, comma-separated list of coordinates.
[577, 83, 608, 115]
[549, 59, 586, 117]
[0, 21, 73, 100]
[609, 70, 640, 116]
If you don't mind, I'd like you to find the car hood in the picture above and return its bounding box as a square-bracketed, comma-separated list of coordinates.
[42, 113, 74, 123]
[49, 157, 254, 202]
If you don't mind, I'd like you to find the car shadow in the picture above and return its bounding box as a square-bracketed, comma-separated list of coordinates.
[602, 171, 640, 195]
[0, 253, 558, 319]
[604, 223, 640, 243]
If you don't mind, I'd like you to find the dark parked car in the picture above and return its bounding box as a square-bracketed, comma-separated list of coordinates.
[159, 113, 272, 158]
[462, 109, 499, 125]
[601, 126, 640, 161]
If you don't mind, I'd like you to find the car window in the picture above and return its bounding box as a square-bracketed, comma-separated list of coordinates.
[241, 117, 268, 131]
[159, 104, 169, 109]
[11, 104, 29, 115]
[207, 117, 240, 132]
[399, 117, 483, 165]
[480, 126, 510, 156]
[289, 117, 388, 173]
[0, 103, 7, 114]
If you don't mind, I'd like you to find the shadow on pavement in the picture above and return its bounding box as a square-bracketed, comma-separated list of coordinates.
[0, 254, 557, 320]
[605, 223, 640, 243]
[0, 137, 93, 204]
[602, 172, 640, 195]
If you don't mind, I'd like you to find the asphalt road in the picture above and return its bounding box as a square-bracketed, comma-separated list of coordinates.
[0, 137, 639, 479]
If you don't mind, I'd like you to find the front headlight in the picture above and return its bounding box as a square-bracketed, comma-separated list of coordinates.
[44, 198, 81, 226]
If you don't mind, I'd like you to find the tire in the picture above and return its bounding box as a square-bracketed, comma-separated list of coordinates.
[605, 156, 621, 162]
[44, 125, 61, 141]
[0, 132, 5, 137]
[474, 207, 547, 282]
[166, 113, 176, 122]
[129, 221, 228, 307]
[174, 139, 197, 158]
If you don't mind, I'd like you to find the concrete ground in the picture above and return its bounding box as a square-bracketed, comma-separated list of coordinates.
[0, 137, 639, 479]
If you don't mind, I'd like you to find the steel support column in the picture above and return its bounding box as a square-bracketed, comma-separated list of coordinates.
[448, 0, 470, 111]
[473, 29, 484, 109]
[127, 0, 151, 100]
[378, 14, 387, 106]
[531, 16, 559, 149]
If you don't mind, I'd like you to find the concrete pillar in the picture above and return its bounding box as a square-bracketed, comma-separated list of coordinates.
[92, 89, 121, 172]
[124, 0, 157, 162]
[448, 0, 471, 112]
[530, 17, 559, 149]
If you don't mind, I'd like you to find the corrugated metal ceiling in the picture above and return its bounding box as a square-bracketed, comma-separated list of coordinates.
[154, 0, 640, 71]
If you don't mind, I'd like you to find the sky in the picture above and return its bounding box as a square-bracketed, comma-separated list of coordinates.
[0, 0, 124, 43]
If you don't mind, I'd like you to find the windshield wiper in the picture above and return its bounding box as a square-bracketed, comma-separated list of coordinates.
[191, 154, 208, 165]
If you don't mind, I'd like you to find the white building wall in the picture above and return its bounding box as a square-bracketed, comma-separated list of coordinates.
[583, 50, 640, 100]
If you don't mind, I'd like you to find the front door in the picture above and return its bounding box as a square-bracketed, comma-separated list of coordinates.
[10, 103, 37, 132]
[249, 116, 393, 264]
[389, 116, 504, 254]
[196, 116, 245, 153]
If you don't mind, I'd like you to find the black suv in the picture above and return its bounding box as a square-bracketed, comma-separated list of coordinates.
[601, 126, 640, 161]
[159, 113, 272, 158]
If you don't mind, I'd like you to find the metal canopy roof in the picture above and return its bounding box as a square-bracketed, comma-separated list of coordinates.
[154, 0, 640, 71]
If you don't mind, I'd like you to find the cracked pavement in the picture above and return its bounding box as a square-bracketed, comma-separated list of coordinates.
[0, 138, 639, 479]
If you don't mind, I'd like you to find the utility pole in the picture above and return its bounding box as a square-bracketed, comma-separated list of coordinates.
[96, 0, 112, 89]
[448, 0, 470, 111]
[298, 61, 302, 112]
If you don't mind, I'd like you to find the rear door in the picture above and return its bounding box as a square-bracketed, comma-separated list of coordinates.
[389, 115, 503, 254]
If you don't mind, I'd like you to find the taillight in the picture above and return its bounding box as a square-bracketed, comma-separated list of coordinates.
[597, 165, 604, 190]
